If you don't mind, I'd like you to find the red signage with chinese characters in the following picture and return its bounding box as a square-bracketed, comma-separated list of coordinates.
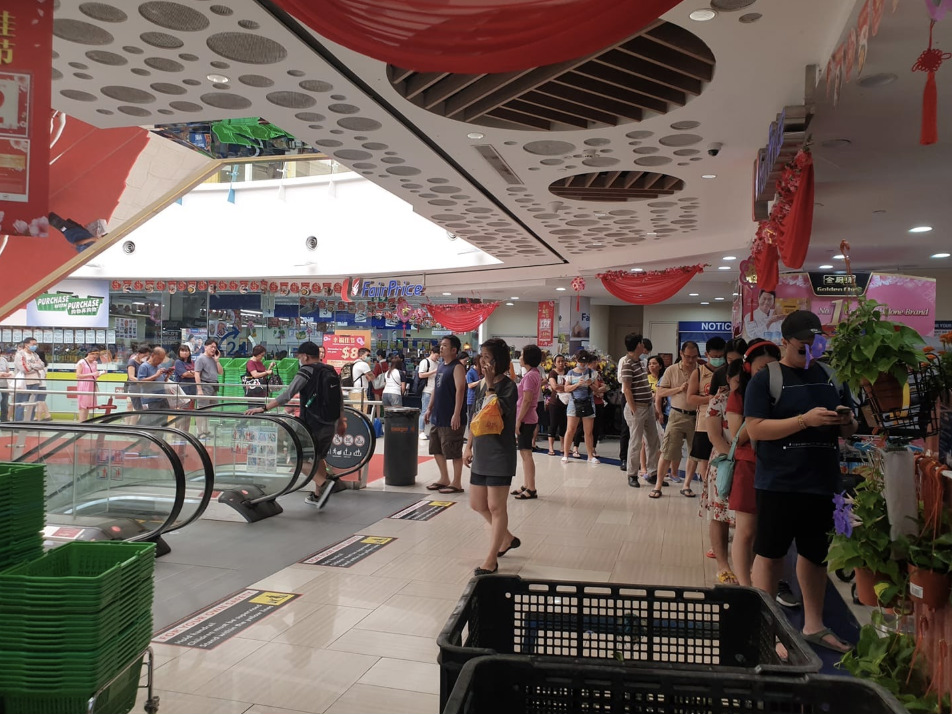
[323, 330, 372, 371]
[537, 301, 555, 345]
[0, 3, 52, 236]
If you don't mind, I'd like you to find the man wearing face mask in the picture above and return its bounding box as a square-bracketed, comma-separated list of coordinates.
[13, 337, 48, 422]
[745, 310, 856, 654]
[684, 337, 727, 491]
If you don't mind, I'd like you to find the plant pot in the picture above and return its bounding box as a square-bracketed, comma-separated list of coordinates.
[908, 564, 951, 609]
[855, 567, 894, 607]
[864, 372, 905, 412]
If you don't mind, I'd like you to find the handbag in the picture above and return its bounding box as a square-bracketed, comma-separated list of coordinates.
[572, 369, 595, 418]
[710, 421, 746, 499]
[241, 370, 267, 398]
[471, 394, 505, 436]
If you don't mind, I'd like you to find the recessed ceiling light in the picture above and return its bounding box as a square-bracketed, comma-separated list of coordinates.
[689, 8, 718, 21]
[818, 264, 834, 270]
[722, 255, 736, 261]
[466, 132, 485, 140]
[909, 226, 933, 233]
[700, 301, 711, 305]
[505, 302, 514, 306]
[689, 293, 699, 297]
[931, 252, 951, 259]
[206, 73, 229, 83]
[630, 267, 644, 272]
[714, 297, 725, 301]
[732, 292, 739, 296]
[510, 296, 519, 300]
[646, 232, 658, 236]
[442, 292, 452, 296]
[701, 174, 717, 179]
[556, 287, 566, 291]
[833, 254, 845, 260]
[717, 265, 731, 270]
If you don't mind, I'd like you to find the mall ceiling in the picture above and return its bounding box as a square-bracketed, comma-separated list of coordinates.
[51, 0, 948, 305]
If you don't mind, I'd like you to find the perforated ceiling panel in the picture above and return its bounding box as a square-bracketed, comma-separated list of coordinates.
[51, 0, 563, 271]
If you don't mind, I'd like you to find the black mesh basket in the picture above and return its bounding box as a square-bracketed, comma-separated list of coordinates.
[437, 577, 822, 708]
[443, 656, 906, 714]
[861, 363, 941, 440]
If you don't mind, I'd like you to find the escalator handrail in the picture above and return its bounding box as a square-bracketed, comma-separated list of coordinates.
[89, 410, 312, 504]
[0, 423, 195, 542]
[200, 404, 376, 481]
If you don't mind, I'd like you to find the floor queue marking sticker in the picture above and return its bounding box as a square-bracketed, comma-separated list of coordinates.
[152, 589, 300, 649]
[299, 534, 397, 567]
[388, 499, 456, 522]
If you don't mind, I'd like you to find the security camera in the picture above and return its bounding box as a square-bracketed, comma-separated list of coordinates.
[447, 231, 457, 241]
[122, 240, 135, 254]
[305, 235, 318, 250]
[707, 142, 723, 157]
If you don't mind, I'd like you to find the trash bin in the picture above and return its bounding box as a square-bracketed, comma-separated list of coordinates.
[384, 407, 420, 486]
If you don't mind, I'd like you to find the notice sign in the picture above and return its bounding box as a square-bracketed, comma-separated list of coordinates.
[300, 534, 396, 567]
[153, 589, 299, 649]
[389, 499, 456, 522]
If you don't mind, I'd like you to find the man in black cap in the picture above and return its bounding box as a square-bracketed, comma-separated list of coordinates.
[744, 310, 857, 654]
[246, 341, 346, 508]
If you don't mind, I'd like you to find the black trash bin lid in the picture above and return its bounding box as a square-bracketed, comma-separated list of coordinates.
[384, 407, 420, 415]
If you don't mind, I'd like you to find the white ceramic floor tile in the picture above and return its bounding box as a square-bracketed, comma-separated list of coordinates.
[324, 684, 440, 714]
[357, 657, 441, 694]
[328, 627, 440, 663]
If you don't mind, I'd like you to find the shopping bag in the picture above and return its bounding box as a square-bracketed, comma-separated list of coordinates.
[470, 394, 504, 436]
[710, 422, 745, 499]
[164, 381, 189, 409]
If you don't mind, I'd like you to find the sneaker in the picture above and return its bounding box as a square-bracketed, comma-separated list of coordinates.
[304, 491, 321, 507]
[561, 456, 569, 463]
[669, 474, 684, 484]
[588, 457, 600, 465]
[776, 580, 802, 609]
[419, 433, 429, 440]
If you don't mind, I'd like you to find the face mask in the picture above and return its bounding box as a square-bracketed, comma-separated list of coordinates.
[299, 358, 306, 367]
[640, 354, 648, 363]
[29, 344, 37, 352]
[708, 357, 726, 368]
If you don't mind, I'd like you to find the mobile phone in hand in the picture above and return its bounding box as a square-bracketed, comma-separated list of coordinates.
[835, 406, 852, 416]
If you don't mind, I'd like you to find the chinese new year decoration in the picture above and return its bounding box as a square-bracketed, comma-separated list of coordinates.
[425, 302, 500, 332]
[596, 265, 706, 305]
[571, 276, 585, 310]
[272, 0, 682, 74]
[913, 18, 951, 145]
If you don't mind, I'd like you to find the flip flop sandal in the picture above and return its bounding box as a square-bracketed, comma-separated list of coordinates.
[648, 490, 663, 499]
[803, 628, 853, 654]
[514, 489, 537, 500]
[680, 488, 696, 498]
[716, 570, 738, 584]
[438, 485, 465, 494]
[547, 451, 556, 456]
[426, 482, 448, 491]
[705, 549, 715, 559]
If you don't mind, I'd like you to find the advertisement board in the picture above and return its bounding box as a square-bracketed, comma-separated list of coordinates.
[25, 279, 110, 328]
[323, 330, 371, 371]
[537, 301, 555, 345]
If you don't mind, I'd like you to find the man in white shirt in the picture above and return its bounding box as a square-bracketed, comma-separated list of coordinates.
[743, 290, 784, 342]
[417, 344, 440, 439]
[351, 348, 373, 412]
[0, 347, 14, 422]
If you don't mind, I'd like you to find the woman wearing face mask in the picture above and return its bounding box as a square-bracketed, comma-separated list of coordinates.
[545, 355, 569, 456]
[75, 347, 101, 422]
[682, 337, 728, 497]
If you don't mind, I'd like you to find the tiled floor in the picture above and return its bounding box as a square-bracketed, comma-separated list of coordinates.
[138, 444, 725, 713]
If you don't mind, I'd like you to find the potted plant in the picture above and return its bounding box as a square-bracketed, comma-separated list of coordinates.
[828, 298, 927, 412]
[897, 520, 952, 609]
[838, 612, 941, 713]
[828, 465, 905, 607]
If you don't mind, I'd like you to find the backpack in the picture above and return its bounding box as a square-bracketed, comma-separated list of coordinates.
[411, 358, 430, 397]
[766, 360, 845, 404]
[298, 363, 342, 425]
[340, 362, 355, 388]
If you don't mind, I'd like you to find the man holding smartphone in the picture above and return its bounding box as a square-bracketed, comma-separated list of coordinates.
[137, 347, 172, 419]
[744, 310, 857, 654]
[194, 339, 224, 438]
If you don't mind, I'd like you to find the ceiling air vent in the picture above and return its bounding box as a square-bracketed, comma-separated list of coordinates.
[474, 145, 523, 185]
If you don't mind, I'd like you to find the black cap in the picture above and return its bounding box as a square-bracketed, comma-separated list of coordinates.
[781, 310, 823, 341]
[297, 341, 321, 356]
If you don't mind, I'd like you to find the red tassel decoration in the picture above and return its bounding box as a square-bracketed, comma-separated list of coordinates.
[913, 21, 950, 145]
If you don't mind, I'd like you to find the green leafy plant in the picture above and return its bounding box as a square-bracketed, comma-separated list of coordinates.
[827, 465, 905, 605]
[828, 297, 927, 394]
[838, 612, 944, 713]
[899, 529, 952, 574]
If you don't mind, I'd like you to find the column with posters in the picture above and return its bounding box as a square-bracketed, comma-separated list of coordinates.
[734, 272, 937, 341]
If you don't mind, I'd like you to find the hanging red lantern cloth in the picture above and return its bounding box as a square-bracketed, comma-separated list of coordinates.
[913, 20, 951, 145]
[596, 265, 706, 305]
[425, 302, 500, 332]
[571, 276, 585, 310]
[777, 151, 815, 270]
[271, 0, 681, 74]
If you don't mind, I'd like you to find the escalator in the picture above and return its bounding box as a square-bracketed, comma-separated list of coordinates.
[1, 423, 214, 556]
[90, 410, 317, 522]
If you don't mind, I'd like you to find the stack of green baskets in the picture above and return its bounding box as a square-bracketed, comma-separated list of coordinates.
[276, 357, 300, 386]
[222, 357, 247, 399]
[0, 463, 45, 571]
[0, 541, 156, 714]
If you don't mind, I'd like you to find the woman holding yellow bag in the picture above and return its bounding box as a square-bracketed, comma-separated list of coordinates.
[464, 338, 519, 576]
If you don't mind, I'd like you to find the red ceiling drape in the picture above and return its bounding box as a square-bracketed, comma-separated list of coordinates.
[272, 0, 682, 73]
[426, 302, 500, 332]
[753, 240, 779, 292]
[596, 265, 706, 305]
[778, 155, 814, 270]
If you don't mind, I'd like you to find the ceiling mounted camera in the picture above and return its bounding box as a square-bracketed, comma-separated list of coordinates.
[305, 235, 318, 250]
[707, 142, 724, 157]
[122, 241, 135, 254]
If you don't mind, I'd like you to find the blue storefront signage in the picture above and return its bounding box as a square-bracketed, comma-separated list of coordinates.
[678, 321, 733, 356]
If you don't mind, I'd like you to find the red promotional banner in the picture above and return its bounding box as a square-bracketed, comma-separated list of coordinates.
[0, 2, 52, 237]
[323, 330, 371, 372]
[537, 301, 555, 345]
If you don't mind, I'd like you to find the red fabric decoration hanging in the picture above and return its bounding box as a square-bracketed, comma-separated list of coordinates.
[913, 20, 951, 145]
[425, 302, 500, 332]
[271, 0, 681, 74]
[751, 229, 779, 292]
[596, 265, 706, 305]
[778, 153, 815, 270]
[571, 276, 586, 310]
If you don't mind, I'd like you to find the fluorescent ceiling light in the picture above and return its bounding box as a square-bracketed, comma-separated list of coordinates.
[700, 301, 710, 305]
[722, 255, 736, 261]
[505, 302, 514, 306]
[818, 264, 834, 270]
[646, 232, 657, 236]
[630, 268, 644, 272]
[556, 287, 566, 291]
[909, 226, 933, 233]
[689, 293, 699, 297]
[833, 254, 845, 260]
[690, 8, 718, 21]
[701, 174, 717, 179]
[442, 292, 452, 296]
[717, 265, 731, 270]
[510, 296, 519, 300]
[714, 297, 725, 301]
[931, 252, 951, 259]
